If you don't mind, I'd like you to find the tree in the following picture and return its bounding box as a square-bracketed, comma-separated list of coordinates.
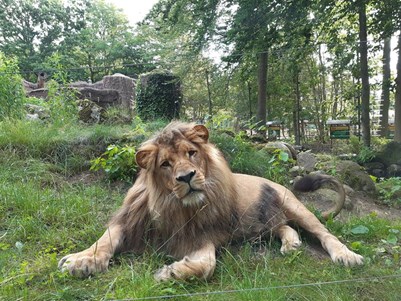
[358, 0, 371, 147]
[395, 33, 401, 142]
[380, 37, 391, 138]
[69, 1, 138, 82]
[0, 0, 89, 77]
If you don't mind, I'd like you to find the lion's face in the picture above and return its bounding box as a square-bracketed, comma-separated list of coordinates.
[136, 123, 210, 206]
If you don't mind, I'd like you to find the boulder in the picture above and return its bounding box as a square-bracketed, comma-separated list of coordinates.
[336, 160, 377, 195]
[76, 87, 120, 108]
[376, 141, 401, 166]
[77, 99, 105, 123]
[25, 103, 50, 120]
[387, 164, 401, 177]
[297, 152, 317, 172]
[103, 74, 135, 111]
[264, 142, 297, 160]
[27, 88, 48, 99]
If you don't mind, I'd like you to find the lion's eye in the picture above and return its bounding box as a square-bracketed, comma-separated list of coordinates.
[188, 150, 196, 157]
[160, 161, 170, 168]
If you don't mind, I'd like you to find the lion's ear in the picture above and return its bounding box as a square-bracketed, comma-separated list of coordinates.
[136, 146, 157, 169]
[192, 124, 209, 143]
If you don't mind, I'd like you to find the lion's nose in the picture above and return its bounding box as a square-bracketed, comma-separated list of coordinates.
[176, 170, 196, 183]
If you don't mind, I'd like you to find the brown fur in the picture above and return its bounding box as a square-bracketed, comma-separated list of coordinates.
[58, 122, 363, 280]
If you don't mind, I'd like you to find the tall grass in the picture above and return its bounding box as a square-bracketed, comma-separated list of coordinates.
[0, 53, 26, 119]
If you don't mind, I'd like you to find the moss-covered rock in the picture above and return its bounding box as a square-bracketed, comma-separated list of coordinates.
[336, 160, 377, 196]
[136, 70, 181, 120]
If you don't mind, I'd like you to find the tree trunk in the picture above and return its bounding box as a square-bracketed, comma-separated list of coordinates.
[205, 70, 212, 117]
[247, 81, 252, 120]
[358, 2, 371, 147]
[256, 51, 268, 134]
[395, 32, 401, 142]
[293, 69, 301, 145]
[318, 44, 327, 143]
[380, 37, 391, 138]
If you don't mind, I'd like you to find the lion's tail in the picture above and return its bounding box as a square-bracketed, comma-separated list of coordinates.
[293, 174, 346, 220]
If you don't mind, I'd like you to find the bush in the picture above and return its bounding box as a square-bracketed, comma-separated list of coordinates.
[90, 144, 137, 181]
[0, 53, 26, 119]
[211, 131, 292, 185]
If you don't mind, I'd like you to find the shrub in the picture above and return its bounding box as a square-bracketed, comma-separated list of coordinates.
[211, 131, 292, 185]
[0, 53, 26, 119]
[90, 144, 137, 181]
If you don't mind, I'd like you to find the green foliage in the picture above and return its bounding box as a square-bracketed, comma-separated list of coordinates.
[90, 144, 137, 181]
[136, 71, 181, 121]
[44, 54, 78, 125]
[0, 53, 25, 119]
[377, 177, 401, 207]
[211, 131, 292, 185]
[355, 146, 376, 164]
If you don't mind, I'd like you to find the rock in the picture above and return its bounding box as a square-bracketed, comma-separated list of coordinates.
[371, 169, 386, 178]
[264, 142, 297, 160]
[387, 164, 401, 177]
[376, 141, 401, 166]
[363, 161, 385, 170]
[336, 160, 377, 195]
[76, 87, 120, 108]
[77, 99, 105, 123]
[363, 162, 386, 178]
[297, 152, 317, 172]
[26, 113, 40, 121]
[27, 88, 48, 99]
[103, 74, 135, 111]
[289, 166, 305, 177]
[343, 184, 354, 195]
[25, 103, 50, 119]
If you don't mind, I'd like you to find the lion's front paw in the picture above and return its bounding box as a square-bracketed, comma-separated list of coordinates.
[280, 237, 302, 254]
[154, 265, 175, 282]
[331, 247, 364, 266]
[58, 250, 110, 278]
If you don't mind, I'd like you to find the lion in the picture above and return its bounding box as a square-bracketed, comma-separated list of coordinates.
[58, 122, 363, 280]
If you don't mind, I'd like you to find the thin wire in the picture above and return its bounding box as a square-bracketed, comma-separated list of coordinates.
[108, 274, 401, 301]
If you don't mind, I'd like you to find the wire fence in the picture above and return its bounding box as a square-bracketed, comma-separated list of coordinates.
[107, 273, 401, 301]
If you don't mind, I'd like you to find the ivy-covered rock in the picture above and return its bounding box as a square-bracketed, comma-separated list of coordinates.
[136, 70, 181, 120]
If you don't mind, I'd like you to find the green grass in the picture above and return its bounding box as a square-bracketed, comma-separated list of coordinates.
[0, 120, 400, 300]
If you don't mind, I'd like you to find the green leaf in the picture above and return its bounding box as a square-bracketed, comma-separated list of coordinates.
[351, 241, 362, 251]
[351, 225, 369, 235]
[386, 234, 398, 245]
[278, 151, 289, 162]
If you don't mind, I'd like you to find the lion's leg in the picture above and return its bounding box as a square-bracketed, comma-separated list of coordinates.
[275, 225, 302, 254]
[282, 196, 363, 266]
[154, 242, 216, 282]
[58, 224, 123, 277]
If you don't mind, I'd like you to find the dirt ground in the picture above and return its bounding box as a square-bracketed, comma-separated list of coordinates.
[297, 188, 401, 221]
